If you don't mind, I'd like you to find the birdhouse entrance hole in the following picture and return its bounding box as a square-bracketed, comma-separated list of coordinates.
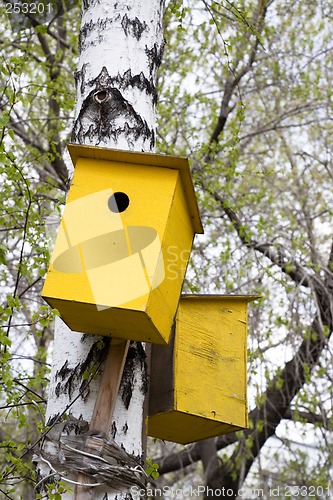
[108, 192, 130, 213]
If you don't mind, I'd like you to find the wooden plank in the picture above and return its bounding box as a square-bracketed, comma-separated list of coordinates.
[90, 340, 129, 433]
[74, 340, 130, 499]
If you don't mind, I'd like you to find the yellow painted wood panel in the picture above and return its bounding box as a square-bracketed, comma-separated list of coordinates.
[68, 158, 178, 235]
[44, 161, 178, 305]
[147, 174, 195, 340]
[175, 298, 248, 427]
[147, 411, 243, 445]
[67, 144, 203, 234]
[45, 298, 157, 340]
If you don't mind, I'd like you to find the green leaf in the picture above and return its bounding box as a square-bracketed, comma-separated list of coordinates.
[7, 129, 15, 140]
[34, 24, 48, 34]
[0, 243, 7, 265]
[0, 110, 9, 128]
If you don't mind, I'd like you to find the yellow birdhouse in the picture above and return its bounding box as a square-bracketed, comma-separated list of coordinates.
[42, 145, 203, 344]
[147, 295, 258, 444]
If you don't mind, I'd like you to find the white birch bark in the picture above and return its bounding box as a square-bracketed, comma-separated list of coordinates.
[36, 1, 165, 498]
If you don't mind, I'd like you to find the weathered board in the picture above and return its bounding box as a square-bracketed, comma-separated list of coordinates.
[147, 295, 258, 444]
[42, 145, 203, 344]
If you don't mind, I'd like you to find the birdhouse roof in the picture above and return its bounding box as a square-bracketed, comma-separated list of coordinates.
[68, 144, 203, 234]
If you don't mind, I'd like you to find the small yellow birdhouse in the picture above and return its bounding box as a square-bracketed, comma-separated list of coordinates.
[147, 295, 258, 444]
[42, 145, 203, 344]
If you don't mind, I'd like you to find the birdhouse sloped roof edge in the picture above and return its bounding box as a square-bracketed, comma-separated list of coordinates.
[67, 144, 203, 234]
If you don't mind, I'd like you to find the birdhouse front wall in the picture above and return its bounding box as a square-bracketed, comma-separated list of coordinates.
[148, 296, 255, 444]
[42, 147, 202, 345]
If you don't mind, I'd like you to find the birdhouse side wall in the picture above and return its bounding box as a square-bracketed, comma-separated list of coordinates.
[146, 174, 196, 342]
[148, 324, 176, 415]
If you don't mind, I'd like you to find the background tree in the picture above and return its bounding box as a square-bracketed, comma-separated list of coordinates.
[154, 1, 333, 497]
[0, 0, 333, 498]
[0, 3, 79, 497]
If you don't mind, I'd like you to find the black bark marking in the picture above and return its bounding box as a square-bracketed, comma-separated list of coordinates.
[122, 422, 128, 434]
[145, 42, 165, 77]
[82, 0, 99, 10]
[120, 346, 135, 409]
[75, 62, 88, 95]
[79, 17, 117, 53]
[121, 14, 147, 40]
[138, 342, 149, 396]
[110, 421, 117, 439]
[45, 413, 88, 439]
[46, 412, 61, 428]
[78, 338, 110, 399]
[120, 342, 147, 410]
[110, 69, 157, 103]
[53, 338, 110, 401]
[72, 67, 154, 148]
[63, 414, 90, 435]
[56, 360, 71, 380]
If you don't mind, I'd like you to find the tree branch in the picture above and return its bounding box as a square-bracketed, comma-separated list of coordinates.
[208, 0, 268, 146]
[199, 174, 315, 288]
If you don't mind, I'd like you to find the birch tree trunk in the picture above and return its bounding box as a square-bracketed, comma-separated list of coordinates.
[36, 1, 165, 498]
